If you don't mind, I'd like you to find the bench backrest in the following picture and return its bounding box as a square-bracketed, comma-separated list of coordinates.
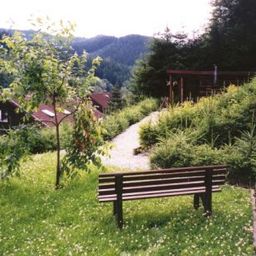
[98, 165, 227, 202]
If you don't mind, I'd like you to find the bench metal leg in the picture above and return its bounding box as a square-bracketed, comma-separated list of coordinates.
[205, 192, 212, 216]
[199, 193, 207, 212]
[113, 201, 117, 216]
[204, 168, 212, 216]
[193, 194, 200, 209]
[116, 198, 123, 229]
[115, 175, 124, 229]
[200, 193, 212, 216]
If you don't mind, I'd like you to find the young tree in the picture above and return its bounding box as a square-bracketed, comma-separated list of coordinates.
[0, 21, 106, 188]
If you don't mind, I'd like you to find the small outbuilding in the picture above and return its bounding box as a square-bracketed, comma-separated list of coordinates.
[167, 68, 256, 104]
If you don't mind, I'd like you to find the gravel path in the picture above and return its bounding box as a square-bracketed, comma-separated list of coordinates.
[101, 111, 160, 170]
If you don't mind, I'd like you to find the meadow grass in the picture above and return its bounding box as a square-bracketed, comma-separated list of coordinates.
[0, 152, 253, 255]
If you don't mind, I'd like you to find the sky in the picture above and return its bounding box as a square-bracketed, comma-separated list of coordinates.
[1, 0, 213, 38]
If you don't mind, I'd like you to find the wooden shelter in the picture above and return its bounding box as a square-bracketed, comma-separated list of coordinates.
[167, 69, 256, 105]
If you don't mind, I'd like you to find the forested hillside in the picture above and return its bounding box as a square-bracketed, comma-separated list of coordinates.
[0, 29, 151, 86]
[72, 34, 151, 85]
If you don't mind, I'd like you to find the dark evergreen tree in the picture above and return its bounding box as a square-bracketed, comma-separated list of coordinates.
[129, 28, 187, 98]
[206, 0, 256, 70]
[108, 85, 123, 112]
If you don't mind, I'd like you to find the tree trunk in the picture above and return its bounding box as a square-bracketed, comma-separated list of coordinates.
[53, 95, 62, 189]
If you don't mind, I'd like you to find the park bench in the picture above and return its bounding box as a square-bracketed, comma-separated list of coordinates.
[98, 165, 228, 228]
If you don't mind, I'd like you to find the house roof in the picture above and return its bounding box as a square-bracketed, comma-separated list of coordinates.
[9, 100, 104, 127]
[90, 92, 111, 110]
[32, 104, 73, 127]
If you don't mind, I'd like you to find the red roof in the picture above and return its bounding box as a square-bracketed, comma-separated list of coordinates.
[10, 100, 103, 127]
[32, 104, 73, 127]
[90, 93, 111, 110]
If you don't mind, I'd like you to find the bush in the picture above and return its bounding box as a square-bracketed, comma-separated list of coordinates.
[150, 131, 224, 169]
[0, 123, 73, 155]
[139, 121, 159, 148]
[150, 136, 194, 169]
[146, 79, 256, 182]
[28, 127, 56, 153]
[102, 98, 159, 140]
[223, 126, 256, 182]
[140, 80, 256, 148]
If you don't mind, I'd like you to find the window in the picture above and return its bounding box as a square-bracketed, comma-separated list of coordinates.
[42, 109, 55, 117]
[63, 109, 71, 115]
[0, 110, 8, 123]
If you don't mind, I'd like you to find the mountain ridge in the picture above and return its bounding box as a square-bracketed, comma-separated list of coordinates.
[0, 28, 152, 85]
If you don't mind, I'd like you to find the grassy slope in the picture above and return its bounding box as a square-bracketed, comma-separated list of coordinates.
[0, 152, 253, 255]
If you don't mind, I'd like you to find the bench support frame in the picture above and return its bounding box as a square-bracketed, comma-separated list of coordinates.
[114, 175, 123, 229]
[99, 166, 226, 229]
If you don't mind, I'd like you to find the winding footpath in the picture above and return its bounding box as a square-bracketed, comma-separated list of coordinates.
[101, 111, 160, 170]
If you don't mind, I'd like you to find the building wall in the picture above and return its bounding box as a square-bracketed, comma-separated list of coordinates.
[0, 102, 25, 132]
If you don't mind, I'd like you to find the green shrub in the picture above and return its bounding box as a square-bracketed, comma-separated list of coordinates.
[59, 123, 73, 149]
[0, 123, 73, 155]
[147, 79, 256, 182]
[102, 98, 159, 140]
[139, 98, 159, 115]
[151, 138, 225, 168]
[141, 80, 256, 148]
[123, 107, 144, 125]
[0, 128, 29, 179]
[150, 136, 194, 169]
[31, 127, 56, 153]
[222, 126, 256, 182]
[139, 121, 159, 148]
[25, 124, 73, 154]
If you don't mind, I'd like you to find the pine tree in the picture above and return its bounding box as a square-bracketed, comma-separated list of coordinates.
[129, 28, 187, 98]
[207, 0, 256, 70]
[108, 85, 123, 112]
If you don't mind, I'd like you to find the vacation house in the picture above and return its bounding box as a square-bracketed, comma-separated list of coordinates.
[0, 92, 111, 132]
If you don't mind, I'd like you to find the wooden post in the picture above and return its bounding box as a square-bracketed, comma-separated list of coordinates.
[113, 201, 117, 216]
[169, 75, 173, 106]
[193, 194, 200, 209]
[115, 174, 123, 229]
[180, 77, 184, 103]
[204, 168, 213, 216]
[199, 193, 207, 210]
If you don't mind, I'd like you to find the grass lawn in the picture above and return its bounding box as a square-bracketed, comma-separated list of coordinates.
[0, 152, 253, 255]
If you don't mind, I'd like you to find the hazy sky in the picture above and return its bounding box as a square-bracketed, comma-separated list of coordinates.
[1, 0, 213, 38]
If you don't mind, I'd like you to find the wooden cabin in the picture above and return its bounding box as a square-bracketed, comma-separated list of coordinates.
[167, 69, 256, 104]
[0, 97, 105, 133]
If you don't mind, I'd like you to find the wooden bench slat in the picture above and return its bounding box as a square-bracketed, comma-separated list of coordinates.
[99, 165, 227, 177]
[123, 169, 227, 181]
[123, 171, 206, 182]
[98, 179, 225, 196]
[99, 174, 226, 190]
[99, 170, 206, 183]
[123, 188, 221, 201]
[99, 169, 226, 184]
[99, 176, 205, 189]
[99, 181, 204, 195]
[98, 186, 222, 202]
